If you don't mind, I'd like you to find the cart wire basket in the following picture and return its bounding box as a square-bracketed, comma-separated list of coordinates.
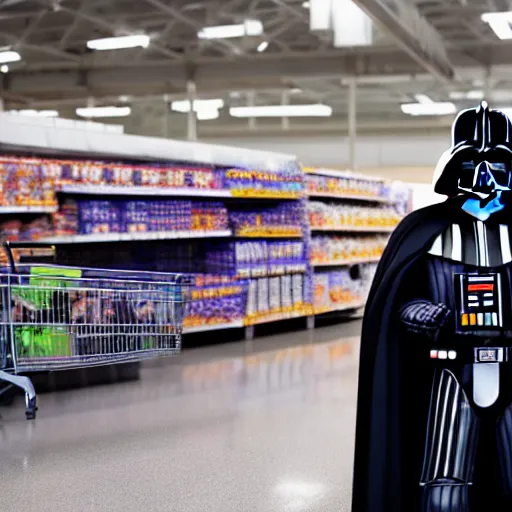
[0, 243, 190, 419]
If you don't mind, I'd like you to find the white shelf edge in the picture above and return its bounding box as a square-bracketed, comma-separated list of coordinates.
[310, 226, 396, 233]
[308, 192, 391, 203]
[312, 258, 381, 267]
[41, 229, 232, 244]
[59, 184, 233, 198]
[314, 302, 365, 315]
[305, 168, 385, 182]
[0, 206, 58, 214]
[184, 321, 244, 334]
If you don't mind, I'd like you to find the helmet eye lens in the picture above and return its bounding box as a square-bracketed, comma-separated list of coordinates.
[488, 162, 510, 186]
[459, 161, 475, 189]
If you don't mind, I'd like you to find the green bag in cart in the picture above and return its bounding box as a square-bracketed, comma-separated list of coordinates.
[13, 266, 82, 358]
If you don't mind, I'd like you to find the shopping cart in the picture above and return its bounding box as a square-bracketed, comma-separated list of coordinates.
[0, 242, 189, 419]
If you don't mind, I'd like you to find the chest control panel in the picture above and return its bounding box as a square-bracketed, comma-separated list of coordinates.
[455, 273, 503, 334]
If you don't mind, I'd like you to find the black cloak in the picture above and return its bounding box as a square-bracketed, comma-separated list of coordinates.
[351, 195, 473, 512]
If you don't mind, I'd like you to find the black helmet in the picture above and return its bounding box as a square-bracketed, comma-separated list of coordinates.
[433, 101, 512, 197]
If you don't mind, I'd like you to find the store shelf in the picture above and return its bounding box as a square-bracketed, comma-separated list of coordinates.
[59, 184, 302, 200]
[245, 310, 310, 326]
[310, 226, 396, 233]
[308, 191, 391, 203]
[312, 257, 382, 267]
[304, 167, 384, 181]
[235, 231, 303, 238]
[59, 184, 233, 198]
[314, 302, 365, 315]
[0, 206, 58, 214]
[184, 321, 244, 334]
[42, 230, 232, 244]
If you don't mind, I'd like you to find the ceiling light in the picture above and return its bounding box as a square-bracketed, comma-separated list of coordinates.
[302, 1, 310, 7]
[8, 109, 59, 117]
[230, 104, 332, 118]
[0, 50, 21, 64]
[414, 94, 433, 104]
[0, 65, 8, 73]
[76, 106, 131, 118]
[290, 88, 302, 94]
[197, 20, 263, 40]
[87, 34, 150, 51]
[197, 109, 220, 121]
[481, 11, 512, 39]
[449, 90, 484, 100]
[257, 41, 269, 52]
[118, 95, 131, 102]
[401, 102, 456, 116]
[171, 99, 224, 113]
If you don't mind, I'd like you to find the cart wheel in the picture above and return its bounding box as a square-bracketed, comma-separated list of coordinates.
[24, 394, 37, 420]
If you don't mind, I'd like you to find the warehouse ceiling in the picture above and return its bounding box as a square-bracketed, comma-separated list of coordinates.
[0, 0, 512, 135]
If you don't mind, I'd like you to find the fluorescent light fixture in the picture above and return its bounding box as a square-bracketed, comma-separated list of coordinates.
[87, 34, 150, 51]
[8, 109, 59, 117]
[414, 94, 433, 104]
[118, 95, 131, 102]
[230, 104, 332, 118]
[481, 11, 512, 40]
[449, 90, 484, 100]
[0, 50, 21, 64]
[198, 19, 263, 40]
[290, 88, 302, 94]
[0, 65, 8, 73]
[171, 98, 224, 113]
[302, 1, 310, 7]
[76, 106, 131, 118]
[401, 102, 456, 116]
[257, 41, 269, 52]
[197, 109, 220, 121]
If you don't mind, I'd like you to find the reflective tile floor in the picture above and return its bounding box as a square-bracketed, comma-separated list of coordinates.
[0, 320, 361, 512]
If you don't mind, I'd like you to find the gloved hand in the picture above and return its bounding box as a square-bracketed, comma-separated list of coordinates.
[399, 300, 451, 341]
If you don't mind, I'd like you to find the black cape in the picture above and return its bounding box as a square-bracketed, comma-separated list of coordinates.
[351, 196, 472, 512]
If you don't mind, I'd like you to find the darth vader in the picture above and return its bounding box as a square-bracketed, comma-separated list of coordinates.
[352, 102, 512, 511]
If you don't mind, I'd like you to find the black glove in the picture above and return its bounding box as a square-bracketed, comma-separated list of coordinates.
[400, 300, 451, 341]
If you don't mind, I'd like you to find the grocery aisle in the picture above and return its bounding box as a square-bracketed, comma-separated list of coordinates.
[0, 321, 360, 512]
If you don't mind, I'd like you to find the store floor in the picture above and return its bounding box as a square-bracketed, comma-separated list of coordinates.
[0, 320, 361, 512]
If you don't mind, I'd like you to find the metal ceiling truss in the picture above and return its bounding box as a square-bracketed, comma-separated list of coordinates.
[0, 0, 508, 123]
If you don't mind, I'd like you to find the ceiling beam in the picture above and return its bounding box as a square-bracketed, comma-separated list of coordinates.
[42, 2, 184, 60]
[352, 0, 455, 81]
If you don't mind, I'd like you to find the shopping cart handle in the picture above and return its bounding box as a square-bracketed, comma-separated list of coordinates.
[3, 241, 57, 273]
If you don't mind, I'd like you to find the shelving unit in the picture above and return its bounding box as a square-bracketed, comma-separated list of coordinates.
[305, 168, 410, 318]
[0, 114, 311, 339]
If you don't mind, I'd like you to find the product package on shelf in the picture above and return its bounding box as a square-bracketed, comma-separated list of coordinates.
[204, 240, 306, 277]
[310, 235, 389, 265]
[308, 201, 402, 230]
[223, 167, 304, 198]
[306, 172, 386, 199]
[312, 263, 377, 314]
[61, 160, 224, 191]
[244, 274, 312, 325]
[0, 156, 58, 207]
[53, 199, 229, 236]
[184, 274, 247, 329]
[230, 202, 303, 237]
